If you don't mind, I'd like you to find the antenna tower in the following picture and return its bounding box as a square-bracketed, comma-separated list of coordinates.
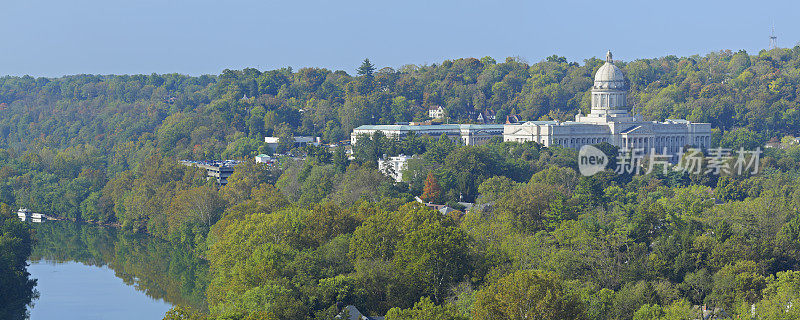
[769, 23, 778, 50]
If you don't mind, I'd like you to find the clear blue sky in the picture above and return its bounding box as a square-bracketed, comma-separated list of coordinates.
[0, 0, 796, 77]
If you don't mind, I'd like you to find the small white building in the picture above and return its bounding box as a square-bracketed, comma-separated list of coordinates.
[17, 208, 30, 221]
[428, 105, 445, 119]
[477, 110, 496, 123]
[264, 136, 321, 152]
[17, 208, 47, 223]
[255, 154, 272, 163]
[378, 155, 414, 182]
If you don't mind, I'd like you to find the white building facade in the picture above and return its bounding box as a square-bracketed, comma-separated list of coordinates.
[378, 155, 414, 182]
[504, 51, 711, 153]
[264, 136, 321, 152]
[351, 124, 505, 146]
[255, 154, 272, 163]
[428, 105, 445, 119]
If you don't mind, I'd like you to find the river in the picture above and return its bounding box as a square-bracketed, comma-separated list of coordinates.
[25, 221, 208, 320]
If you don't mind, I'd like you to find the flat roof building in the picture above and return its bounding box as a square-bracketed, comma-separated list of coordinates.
[264, 136, 321, 153]
[351, 123, 506, 146]
[180, 160, 241, 185]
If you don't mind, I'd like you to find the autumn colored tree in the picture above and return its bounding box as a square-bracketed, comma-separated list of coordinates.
[420, 172, 442, 204]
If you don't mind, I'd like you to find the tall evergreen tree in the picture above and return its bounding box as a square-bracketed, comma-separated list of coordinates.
[357, 58, 376, 78]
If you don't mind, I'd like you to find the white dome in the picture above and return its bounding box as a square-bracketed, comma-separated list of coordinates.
[593, 51, 625, 89]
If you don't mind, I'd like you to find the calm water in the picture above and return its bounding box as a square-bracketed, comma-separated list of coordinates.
[27, 261, 173, 320]
[24, 221, 209, 320]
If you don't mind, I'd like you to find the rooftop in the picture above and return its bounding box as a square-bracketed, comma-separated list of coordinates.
[179, 159, 242, 168]
[354, 124, 506, 131]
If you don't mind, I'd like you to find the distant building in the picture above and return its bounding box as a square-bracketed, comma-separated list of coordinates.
[351, 124, 505, 146]
[428, 105, 445, 119]
[439, 206, 457, 216]
[16, 208, 30, 221]
[503, 51, 711, 153]
[378, 155, 414, 182]
[477, 110, 496, 123]
[409, 120, 434, 126]
[264, 136, 321, 153]
[765, 136, 800, 149]
[255, 154, 272, 163]
[337, 305, 384, 320]
[465, 110, 478, 120]
[505, 114, 521, 124]
[764, 140, 783, 149]
[180, 160, 241, 185]
[17, 208, 47, 223]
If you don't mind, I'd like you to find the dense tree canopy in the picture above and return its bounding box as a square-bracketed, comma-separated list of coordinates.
[3, 48, 800, 319]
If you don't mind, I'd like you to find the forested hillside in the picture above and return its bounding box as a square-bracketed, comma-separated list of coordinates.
[3, 48, 800, 319]
[1, 48, 797, 222]
[3, 48, 800, 156]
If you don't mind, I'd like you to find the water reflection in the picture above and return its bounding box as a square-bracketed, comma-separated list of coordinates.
[29, 221, 208, 313]
[0, 219, 38, 320]
[28, 261, 173, 320]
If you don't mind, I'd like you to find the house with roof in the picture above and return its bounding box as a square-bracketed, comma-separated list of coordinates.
[477, 110, 496, 123]
[254, 154, 272, 163]
[428, 105, 445, 119]
[337, 305, 384, 320]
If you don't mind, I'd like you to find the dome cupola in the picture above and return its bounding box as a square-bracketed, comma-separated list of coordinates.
[590, 51, 627, 112]
[593, 50, 626, 89]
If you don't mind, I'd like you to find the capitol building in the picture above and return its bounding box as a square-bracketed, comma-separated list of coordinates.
[504, 51, 711, 154]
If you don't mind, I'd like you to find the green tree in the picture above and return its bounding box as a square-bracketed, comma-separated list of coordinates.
[472, 269, 586, 320]
[0, 217, 37, 320]
[350, 210, 401, 261]
[358, 58, 376, 78]
[385, 297, 467, 320]
[332, 145, 350, 172]
[751, 270, 800, 320]
[476, 176, 517, 204]
[357, 59, 377, 94]
[633, 304, 664, 320]
[392, 212, 470, 304]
